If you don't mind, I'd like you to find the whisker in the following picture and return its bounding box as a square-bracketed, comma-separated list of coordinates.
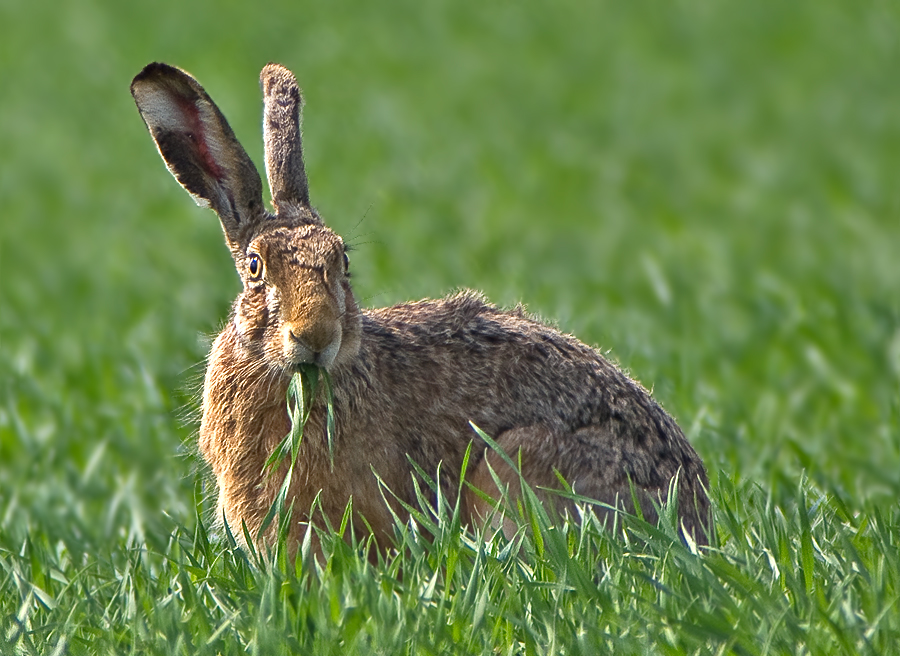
[344, 237, 381, 251]
[344, 201, 375, 242]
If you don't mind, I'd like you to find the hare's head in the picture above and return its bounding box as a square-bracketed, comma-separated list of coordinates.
[132, 62, 361, 373]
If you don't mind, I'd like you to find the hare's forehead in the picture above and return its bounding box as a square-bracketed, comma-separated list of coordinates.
[251, 227, 343, 262]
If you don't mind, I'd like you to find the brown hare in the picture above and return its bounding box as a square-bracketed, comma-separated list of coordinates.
[131, 62, 710, 554]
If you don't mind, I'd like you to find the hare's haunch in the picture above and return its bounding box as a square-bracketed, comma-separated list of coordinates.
[132, 62, 710, 551]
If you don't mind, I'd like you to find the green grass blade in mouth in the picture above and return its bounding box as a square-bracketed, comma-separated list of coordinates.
[321, 368, 336, 469]
[259, 364, 337, 538]
[263, 364, 321, 477]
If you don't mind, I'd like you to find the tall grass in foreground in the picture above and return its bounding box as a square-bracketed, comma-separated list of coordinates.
[2, 472, 898, 654]
[4, 359, 900, 653]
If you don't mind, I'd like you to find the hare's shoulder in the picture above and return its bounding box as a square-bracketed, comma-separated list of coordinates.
[358, 290, 608, 371]
[361, 289, 555, 339]
[364, 289, 496, 323]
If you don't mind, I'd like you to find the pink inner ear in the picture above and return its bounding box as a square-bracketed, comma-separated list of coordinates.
[174, 94, 225, 182]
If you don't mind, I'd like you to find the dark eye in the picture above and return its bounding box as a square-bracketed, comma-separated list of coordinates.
[248, 254, 263, 281]
[342, 251, 350, 272]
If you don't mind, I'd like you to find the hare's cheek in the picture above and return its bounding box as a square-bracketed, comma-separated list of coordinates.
[341, 280, 359, 315]
[332, 281, 345, 310]
[234, 292, 270, 342]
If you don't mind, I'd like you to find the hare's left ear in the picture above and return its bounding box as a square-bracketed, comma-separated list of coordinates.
[260, 63, 320, 224]
[131, 62, 266, 259]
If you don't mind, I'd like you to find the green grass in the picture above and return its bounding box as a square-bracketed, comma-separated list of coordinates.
[2, 0, 899, 653]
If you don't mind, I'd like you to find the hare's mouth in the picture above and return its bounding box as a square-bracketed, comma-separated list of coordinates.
[287, 348, 338, 372]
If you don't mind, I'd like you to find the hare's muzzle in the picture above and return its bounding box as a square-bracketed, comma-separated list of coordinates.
[282, 319, 342, 370]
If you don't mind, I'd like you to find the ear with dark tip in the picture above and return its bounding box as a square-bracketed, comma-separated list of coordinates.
[261, 63, 317, 222]
[131, 62, 266, 259]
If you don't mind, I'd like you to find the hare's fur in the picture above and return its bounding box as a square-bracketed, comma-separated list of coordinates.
[132, 62, 711, 551]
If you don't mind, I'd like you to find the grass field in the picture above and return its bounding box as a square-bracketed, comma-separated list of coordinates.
[2, 0, 899, 653]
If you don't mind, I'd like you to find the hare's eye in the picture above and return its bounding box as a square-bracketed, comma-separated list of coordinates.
[248, 254, 263, 281]
[342, 251, 350, 272]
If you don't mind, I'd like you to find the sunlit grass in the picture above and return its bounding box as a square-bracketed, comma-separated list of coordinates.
[2, 474, 898, 653]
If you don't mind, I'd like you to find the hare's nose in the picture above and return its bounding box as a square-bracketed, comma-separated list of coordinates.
[285, 323, 340, 367]
[288, 326, 334, 353]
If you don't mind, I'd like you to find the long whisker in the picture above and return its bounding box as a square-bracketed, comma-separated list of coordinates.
[344, 201, 375, 242]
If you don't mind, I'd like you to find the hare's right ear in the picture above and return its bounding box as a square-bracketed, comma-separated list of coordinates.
[131, 62, 266, 259]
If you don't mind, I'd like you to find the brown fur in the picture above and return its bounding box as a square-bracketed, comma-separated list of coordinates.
[132, 62, 711, 552]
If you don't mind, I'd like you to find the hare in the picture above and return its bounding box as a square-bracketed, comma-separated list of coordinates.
[131, 62, 711, 553]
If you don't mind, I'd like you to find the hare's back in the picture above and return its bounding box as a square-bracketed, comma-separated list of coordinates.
[360, 291, 673, 443]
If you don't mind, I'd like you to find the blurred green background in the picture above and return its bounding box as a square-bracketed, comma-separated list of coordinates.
[2, 0, 899, 550]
